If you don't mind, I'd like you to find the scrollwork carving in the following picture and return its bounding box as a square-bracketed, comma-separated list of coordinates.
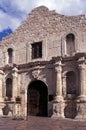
[32, 70, 40, 79]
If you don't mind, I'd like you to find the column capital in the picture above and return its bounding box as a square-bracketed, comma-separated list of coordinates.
[55, 59, 62, 66]
[12, 67, 18, 73]
[77, 56, 85, 64]
[54, 60, 62, 73]
[77, 56, 86, 71]
[12, 67, 18, 77]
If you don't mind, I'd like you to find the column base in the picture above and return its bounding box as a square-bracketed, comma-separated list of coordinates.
[75, 115, 86, 120]
[75, 99, 86, 119]
[52, 98, 65, 118]
[54, 96, 63, 102]
[77, 95, 86, 102]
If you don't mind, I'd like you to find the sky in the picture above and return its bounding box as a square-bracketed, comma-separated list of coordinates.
[0, 0, 86, 40]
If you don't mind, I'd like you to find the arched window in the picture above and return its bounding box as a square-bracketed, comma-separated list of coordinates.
[66, 71, 76, 95]
[6, 78, 12, 100]
[66, 34, 75, 55]
[8, 48, 13, 63]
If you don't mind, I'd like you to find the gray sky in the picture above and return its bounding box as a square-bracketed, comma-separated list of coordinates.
[0, 0, 86, 31]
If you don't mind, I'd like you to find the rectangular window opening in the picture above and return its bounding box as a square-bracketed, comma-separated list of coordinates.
[32, 42, 42, 59]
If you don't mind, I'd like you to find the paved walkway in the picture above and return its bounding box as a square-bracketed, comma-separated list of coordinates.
[0, 116, 86, 130]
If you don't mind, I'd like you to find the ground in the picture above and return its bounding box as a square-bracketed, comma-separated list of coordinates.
[0, 116, 86, 130]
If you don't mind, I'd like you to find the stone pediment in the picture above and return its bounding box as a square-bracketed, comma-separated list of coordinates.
[1, 6, 86, 46]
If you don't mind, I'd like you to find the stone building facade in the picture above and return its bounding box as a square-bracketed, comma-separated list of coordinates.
[0, 6, 86, 119]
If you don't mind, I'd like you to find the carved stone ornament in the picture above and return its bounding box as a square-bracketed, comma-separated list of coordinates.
[32, 70, 40, 79]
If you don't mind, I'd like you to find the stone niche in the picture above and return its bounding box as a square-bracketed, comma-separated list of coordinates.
[64, 100, 77, 119]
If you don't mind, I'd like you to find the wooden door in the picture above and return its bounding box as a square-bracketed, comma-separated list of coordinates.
[28, 89, 40, 116]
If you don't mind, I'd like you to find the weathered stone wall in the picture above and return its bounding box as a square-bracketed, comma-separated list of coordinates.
[0, 6, 86, 119]
[0, 6, 86, 66]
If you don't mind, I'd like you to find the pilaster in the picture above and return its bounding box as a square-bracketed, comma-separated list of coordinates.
[77, 56, 86, 101]
[52, 58, 64, 118]
[0, 70, 4, 115]
[12, 67, 18, 100]
[62, 75, 67, 97]
[54, 60, 63, 101]
[76, 56, 86, 119]
[0, 70, 4, 101]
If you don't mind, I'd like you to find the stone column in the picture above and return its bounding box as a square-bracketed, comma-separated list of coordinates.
[76, 56, 86, 119]
[62, 75, 67, 97]
[77, 57, 86, 101]
[0, 70, 4, 100]
[52, 59, 64, 118]
[0, 70, 4, 116]
[12, 67, 22, 118]
[54, 60, 63, 101]
[12, 67, 18, 100]
[21, 91, 26, 120]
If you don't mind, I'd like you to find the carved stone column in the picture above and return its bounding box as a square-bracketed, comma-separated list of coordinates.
[62, 75, 67, 97]
[12, 67, 18, 100]
[0, 70, 4, 116]
[76, 56, 86, 119]
[0, 70, 4, 101]
[77, 56, 86, 101]
[54, 60, 63, 101]
[52, 59, 64, 118]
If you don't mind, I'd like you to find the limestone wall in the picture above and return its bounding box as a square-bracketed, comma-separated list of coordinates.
[0, 6, 85, 67]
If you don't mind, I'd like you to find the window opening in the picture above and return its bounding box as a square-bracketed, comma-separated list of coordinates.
[8, 48, 13, 63]
[32, 42, 42, 59]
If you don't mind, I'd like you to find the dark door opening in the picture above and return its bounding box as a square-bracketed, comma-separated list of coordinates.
[27, 80, 48, 117]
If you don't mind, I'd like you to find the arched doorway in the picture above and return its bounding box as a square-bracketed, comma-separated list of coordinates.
[27, 80, 48, 117]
